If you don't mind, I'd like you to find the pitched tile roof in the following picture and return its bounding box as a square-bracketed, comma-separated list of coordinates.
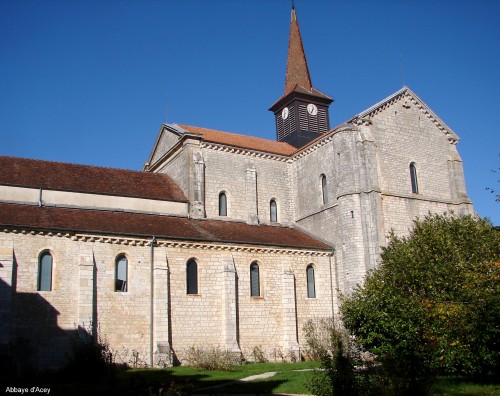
[0, 156, 187, 202]
[0, 203, 331, 250]
[178, 124, 298, 156]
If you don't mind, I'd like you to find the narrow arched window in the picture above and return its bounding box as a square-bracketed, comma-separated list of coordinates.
[38, 252, 53, 291]
[219, 192, 227, 216]
[410, 162, 419, 193]
[250, 262, 260, 297]
[321, 174, 329, 204]
[270, 199, 277, 223]
[115, 255, 128, 292]
[307, 265, 316, 298]
[187, 259, 198, 294]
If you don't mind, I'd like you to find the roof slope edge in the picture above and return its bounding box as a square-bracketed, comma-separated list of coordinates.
[349, 86, 460, 142]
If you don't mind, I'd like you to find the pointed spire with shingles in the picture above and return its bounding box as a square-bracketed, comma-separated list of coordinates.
[285, 4, 312, 94]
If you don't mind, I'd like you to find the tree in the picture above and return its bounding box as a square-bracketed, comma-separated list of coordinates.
[341, 213, 500, 396]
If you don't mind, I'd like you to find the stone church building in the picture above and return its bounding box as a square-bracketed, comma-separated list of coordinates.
[0, 6, 473, 371]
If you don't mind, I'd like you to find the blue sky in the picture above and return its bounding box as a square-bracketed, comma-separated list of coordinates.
[1, 0, 499, 224]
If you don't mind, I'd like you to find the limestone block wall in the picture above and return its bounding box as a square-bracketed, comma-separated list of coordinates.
[201, 148, 293, 225]
[157, 144, 191, 199]
[164, 245, 333, 362]
[1, 229, 334, 370]
[367, 95, 473, 236]
[381, 195, 473, 237]
[1, 232, 158, 370]
[3, 232, 81, 371]
[86, 240, 153, 367]
[293, 125, 385, 294]
[370, 97, 458, 201]
[292, 140, 337, 221]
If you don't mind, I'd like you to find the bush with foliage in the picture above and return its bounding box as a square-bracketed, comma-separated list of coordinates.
[184, 346, 241, 370]
[303, 317, 335, 360]
[306, 320, 393, 396]
[341, 213, 500, 395]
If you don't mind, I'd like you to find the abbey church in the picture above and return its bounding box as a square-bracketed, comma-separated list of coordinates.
[0, 6, 473, 371]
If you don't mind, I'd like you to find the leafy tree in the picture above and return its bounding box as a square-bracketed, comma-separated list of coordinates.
[341, 213, 500, 396]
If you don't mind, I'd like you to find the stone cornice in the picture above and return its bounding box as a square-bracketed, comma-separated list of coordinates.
[290, 125, 358, 161]
[381, 191, 472, 205]
[200, 142, 292, 163]
[1, 227, 330, 256]
[350, 88, 459, 145]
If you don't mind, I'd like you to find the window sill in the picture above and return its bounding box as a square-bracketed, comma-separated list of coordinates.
[251, 296, 264, 300]
[187, 294, 202, 297]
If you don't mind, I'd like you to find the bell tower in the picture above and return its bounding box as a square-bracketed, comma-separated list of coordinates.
[269, 4, 333, 148]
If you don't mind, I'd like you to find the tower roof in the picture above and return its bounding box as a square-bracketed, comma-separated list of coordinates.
[285, 4, 312, 94]
[269, 3, 332, 112]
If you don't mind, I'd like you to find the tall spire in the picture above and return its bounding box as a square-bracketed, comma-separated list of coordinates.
[285, 3, 312, 94]
[269, 2, 333, 148]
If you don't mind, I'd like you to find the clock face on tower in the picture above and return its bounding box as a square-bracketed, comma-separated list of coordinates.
[307, 103, 318, 116]
[281, 107, 289, 120]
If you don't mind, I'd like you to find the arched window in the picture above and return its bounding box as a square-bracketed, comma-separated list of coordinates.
[307, 264, 316, 298]
[187, 259, 198, 294]
[115, 255, 128, 292]
[321, 174, 329, 204]
[410, 162, 419, 193]
[38, 251, 53, 291]
[270, 199, 277, 223]
[219, 192, 227, 216]
[250, 262, 260, 297]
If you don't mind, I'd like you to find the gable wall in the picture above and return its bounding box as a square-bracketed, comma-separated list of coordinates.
[369, 96, 473, 235]
[372, 98, 454, 199]
[150, 129, 181, 166]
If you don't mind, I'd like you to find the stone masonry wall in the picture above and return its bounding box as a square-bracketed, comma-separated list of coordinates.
[1, 230, 334, 371]
[369, 94, 473, 236]
[202, 148, 293, 225]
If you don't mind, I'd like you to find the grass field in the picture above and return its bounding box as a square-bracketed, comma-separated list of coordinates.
[7, 361, 499, 395]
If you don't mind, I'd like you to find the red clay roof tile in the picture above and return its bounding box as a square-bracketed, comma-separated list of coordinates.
[0, 156, 187, 202]
[0, 203, 331, 250]
[178, 124, 298, 156]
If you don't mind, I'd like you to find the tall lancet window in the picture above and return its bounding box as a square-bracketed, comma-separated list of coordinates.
[410, 162, 419, 194]
[38, 251, 53, 291]
[270, 199, 277, 223]
[219, 192, 227, 216]
[186, 259, 198, 295]
[115, 255, 128, 292]
[250, 262, 260, 297]
[307, 264, 316, 298]
[321, 174, 329, 204]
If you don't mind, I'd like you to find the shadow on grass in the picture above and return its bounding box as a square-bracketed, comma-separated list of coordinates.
[7, 368, 211, 396]
[431, 376, 500, 396]
[193, 379, 289, 395]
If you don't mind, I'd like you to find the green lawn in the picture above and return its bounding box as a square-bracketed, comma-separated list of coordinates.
[8, 361, 499, 395]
